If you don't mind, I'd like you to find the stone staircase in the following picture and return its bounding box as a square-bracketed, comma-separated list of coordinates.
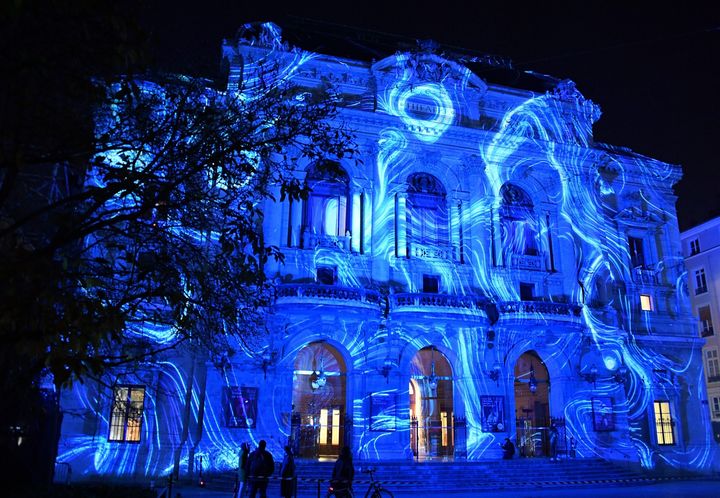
[202, 457, 663, 496]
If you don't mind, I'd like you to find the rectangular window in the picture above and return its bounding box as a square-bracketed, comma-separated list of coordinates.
[317, 266, 336, 285]
[699, 306, 714, 337]
[109, 385, 145, 442]
[712, 397, 720, 419]
[653, 400, 675, 445]
[706, 349, 719, 381]
[640, 294, 653, 311]
[628, 236, 646, 268]
[690, 238, 700, 255]
[695, 269, 708, 295]
[520, 282, 534, 301]
[423, 274, 439, 293]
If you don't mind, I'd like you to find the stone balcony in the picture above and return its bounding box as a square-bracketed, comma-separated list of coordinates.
[497, 300, 583, 324]
[274, 283, 383, 310]
[632, 266, 659, 285]
[389, 292, 489, 317]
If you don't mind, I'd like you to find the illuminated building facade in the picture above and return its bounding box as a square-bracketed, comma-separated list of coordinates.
[681, 217, 720, 443]
[57, 23, 717, 480]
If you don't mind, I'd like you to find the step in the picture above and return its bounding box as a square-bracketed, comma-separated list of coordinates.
[203, 458, 651, 493]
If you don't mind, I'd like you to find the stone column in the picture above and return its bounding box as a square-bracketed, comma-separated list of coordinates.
[396, 192, 408, 258]
[351, 190, 362, 253]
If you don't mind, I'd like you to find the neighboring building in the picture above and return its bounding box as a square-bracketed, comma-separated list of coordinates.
[681, 217, 720, 444]
[57, 23, 717, 480]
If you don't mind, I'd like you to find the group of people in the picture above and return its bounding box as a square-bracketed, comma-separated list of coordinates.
[500, 423, 560, 461]
[235, 442, 354, 498]
[236, 440, 293, 498]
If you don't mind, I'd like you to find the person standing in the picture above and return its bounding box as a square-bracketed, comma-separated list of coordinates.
[500, 437, 515, 459]
[247, 440, 275, 498]
[280, 445, 296, 498]
[236, 442, 250, 498]
[330, 446, 354, 498]
[549, 423, 559, 462]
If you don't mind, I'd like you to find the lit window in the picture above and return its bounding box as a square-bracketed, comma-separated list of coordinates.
[695, 269, 708, 295]
[109, 385, 145, 442]
[653, 400, 675, 445]
[640, 294, 653, 311]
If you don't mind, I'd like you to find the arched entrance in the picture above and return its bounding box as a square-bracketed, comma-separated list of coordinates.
[291, 342, 347, 459]
[514, 351, 550, 457]
[409, 347, 454, 460]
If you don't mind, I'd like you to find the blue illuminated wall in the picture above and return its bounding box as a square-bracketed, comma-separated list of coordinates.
[57, 22, 718, 481]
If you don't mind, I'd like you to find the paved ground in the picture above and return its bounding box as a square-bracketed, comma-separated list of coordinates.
[171, 478, 720, 498]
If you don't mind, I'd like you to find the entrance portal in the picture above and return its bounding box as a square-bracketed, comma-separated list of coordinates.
[291, 342, 346, 459]
[409, 347, 454, 460]
[514, 351, 550, 457]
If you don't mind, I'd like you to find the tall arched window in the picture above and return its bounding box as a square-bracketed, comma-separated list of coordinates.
[500, 183, 540, 262]
[407, 173, 448, 247]
[303, 161, 350, 248]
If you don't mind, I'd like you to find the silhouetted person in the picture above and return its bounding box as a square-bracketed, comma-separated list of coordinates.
[501, 437, 515, 459]
[236, 442, 250, 498]
[549, 423, 559, 462]
[331, 446, 354, 498]
[247, 440, 275, 498]
[280, 445, 296, 498]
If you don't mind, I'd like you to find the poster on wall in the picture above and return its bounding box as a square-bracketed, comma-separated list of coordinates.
[224, 386, 258, 429]
[370, 393, 397, 432]
[592, 397, 614, 432]
[480, 395, 505, 432]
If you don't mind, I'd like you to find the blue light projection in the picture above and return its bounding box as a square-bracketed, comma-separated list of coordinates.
[57, 22, 716, 481]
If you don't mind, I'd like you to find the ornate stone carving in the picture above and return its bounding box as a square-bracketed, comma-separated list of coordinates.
[236, 22, 288, 50]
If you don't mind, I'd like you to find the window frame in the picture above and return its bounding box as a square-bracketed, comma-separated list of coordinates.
[695, 268, 708, 295]
[653, 400, 675, 446]
[690, 238, 700, 255]
[699, 305, 714, 337]
[640, 294, 654, 312]
[109, 384, 145, 443]
[706, 349, 719, 381]
[628, 236, 646, 269]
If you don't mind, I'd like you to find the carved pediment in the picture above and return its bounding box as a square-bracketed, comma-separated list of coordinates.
[372, 52, 488, 94]
[615, 205, 664, 225]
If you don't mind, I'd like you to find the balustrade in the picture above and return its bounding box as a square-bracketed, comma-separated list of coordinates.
[632, 266, 659, 285]
[390, 293, 488, 311]
[498, 300, 582, 317]
[275, 284, 381, 305]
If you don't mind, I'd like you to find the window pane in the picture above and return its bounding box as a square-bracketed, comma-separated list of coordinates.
[653, 401, 674, 445]
[109, 386, 145, 442]
[640, 294, 653, 311]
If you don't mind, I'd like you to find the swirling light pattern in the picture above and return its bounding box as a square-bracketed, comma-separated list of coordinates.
[57, 22, 717, 481]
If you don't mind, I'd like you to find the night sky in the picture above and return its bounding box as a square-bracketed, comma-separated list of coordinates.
[144, 1, 720, 231]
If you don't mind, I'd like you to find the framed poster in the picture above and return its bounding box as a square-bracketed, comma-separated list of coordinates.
[224, 386, 258, 428]
[592, 396, 614, 432]
[480, 395, 505, 432]
[369, 393, 397, 432]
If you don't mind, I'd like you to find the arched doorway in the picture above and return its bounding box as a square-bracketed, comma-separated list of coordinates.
[409, 347, 454, 460]
[514, 351, 550, 457]
[291, 342, 347, 459]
